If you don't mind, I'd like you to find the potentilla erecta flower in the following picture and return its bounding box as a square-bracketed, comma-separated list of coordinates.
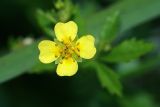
[38, 21, 96, 76]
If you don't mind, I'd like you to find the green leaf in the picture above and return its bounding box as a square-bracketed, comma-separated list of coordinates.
[31, 62, 55, 74]
[102, 39, 153, 63]
[96, 62, 122, 96]
[101, 11, 120, 44]
[87, 0, 160, 37]
[98, 11, 120, 52]
[0, 42, 39, 83]
[117, 54, 160, 78]
[36, 9, 56, 37]
[1, 0, 160, 83]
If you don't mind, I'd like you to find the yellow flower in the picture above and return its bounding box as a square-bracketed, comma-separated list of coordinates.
[38, 21, 96, 76]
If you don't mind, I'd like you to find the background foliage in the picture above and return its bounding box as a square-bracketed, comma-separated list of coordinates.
[0, 0, 160, 107]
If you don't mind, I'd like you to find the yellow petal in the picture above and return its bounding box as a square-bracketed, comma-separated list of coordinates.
[54, 21, 78, 42]
[38, 40, 60, 64]
[56, 58, 78, 76]
[76, 35, 96, 59]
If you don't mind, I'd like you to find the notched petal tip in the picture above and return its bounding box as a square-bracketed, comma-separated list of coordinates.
[54, 21, 78, 42]
[76, 35, 96, 59]
[38, 40, 60, 64]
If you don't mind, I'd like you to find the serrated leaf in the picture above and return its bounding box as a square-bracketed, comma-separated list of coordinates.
[87, 0, 160, 37]
[0, 0, 160, 84]
[117, 54, 160, 78]
[36, 9, 56, 37]
[101, 11, 120, 44]
[96, 62, 122, 96]
[103, 39, 154, 63]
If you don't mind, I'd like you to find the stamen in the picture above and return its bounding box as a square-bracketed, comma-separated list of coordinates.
[69, 37, 72, 41]
[60, 61, 63, 64]
[76, 42, 80, 46]
[77, 48, 80, 52]
[55, 44, 58, 46]
[73, 59, 75, 62]
[65, 57, 68, 59]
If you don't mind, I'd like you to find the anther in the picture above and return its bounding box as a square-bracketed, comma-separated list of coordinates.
[65, 57, 68, 59]
[77, 48, 80, 52]
[60, 61, 63, 64]
[55, 55, 58, 58]
[73, 59, 75, 62]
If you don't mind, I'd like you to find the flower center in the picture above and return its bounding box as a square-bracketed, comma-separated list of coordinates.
[58, 41, 76, 59]
[55, 39, 81, 64]
[63, 43, 73, 58]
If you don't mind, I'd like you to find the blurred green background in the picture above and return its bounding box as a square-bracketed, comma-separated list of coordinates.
[0, 0, 160, 107]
